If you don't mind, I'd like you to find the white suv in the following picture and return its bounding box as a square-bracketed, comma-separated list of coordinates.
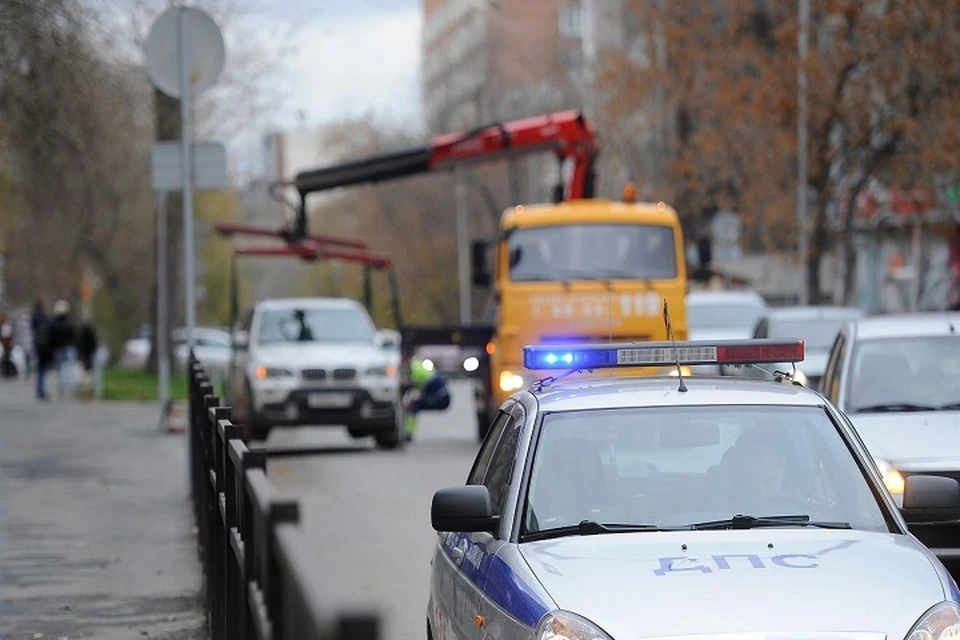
[226, 297, 403, 448]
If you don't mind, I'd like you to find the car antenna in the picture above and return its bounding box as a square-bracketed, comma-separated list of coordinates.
[663, 299, 687, 393]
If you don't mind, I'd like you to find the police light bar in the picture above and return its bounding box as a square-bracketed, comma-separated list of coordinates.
[522, 339, 805, 371]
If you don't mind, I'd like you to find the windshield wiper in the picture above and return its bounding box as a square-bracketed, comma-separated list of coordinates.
[685, 514, 851, 530]
[855, 402, 937, 413]
[523, 519, 667, 542]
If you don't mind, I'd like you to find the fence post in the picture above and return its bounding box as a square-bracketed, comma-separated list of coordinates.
[198, 386, 216, 632]
[241, 447, 267, 637]
[207, 405, 230, 640]
[221, 424, 244, 640]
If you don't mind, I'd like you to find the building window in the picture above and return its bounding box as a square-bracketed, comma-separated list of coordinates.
[559, 47, 583, 72]
[559, 2, 582, 38]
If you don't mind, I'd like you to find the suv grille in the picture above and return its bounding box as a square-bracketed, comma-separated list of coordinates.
[301, 368, 327, 381]
[332, 368, 356, 381]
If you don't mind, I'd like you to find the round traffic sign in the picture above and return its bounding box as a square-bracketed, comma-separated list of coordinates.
[145, 6, 225, 99]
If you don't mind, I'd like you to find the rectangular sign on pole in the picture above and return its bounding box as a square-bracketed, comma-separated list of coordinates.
[150, 141, 228, 192]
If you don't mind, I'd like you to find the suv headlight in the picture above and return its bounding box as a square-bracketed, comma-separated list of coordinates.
[255, 365, 293, 380]
[535, 611, 613, 640]
[906, 602, 960, 640]
[364, 365, 397, 377]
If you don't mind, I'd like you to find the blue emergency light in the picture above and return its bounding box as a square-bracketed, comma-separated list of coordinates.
[522, 339, 805, 371]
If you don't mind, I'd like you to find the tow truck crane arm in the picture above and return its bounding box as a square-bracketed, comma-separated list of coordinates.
[291, 110, 598, 238]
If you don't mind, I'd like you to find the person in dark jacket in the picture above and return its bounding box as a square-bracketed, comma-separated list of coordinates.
[48, 300, 78, 400]
[31, 301, 52, 400]
[77, 322, 99, 372]
[0, 312, 14, 378]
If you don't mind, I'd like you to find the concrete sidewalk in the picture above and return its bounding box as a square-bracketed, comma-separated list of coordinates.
[0, 379, 206, 639]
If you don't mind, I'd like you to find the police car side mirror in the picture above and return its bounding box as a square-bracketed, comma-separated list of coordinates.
[431, 485, 499, 534]
[901, 475, 960, 524]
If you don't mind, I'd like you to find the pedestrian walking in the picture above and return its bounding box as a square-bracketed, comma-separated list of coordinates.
[49, 300, 78, 400]
[31, 301, 52, 400]
[0, 312, 14, 378]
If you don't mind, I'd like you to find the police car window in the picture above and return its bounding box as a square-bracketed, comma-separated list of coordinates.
[485, 412, 523, 516]
[467, 412, 510, 485]
[522, 405, 888, 536]
[508, 224, 677, 282]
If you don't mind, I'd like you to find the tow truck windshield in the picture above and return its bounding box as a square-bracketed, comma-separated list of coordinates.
[508, 224, 677, 282]
[521, 405, 888, 539]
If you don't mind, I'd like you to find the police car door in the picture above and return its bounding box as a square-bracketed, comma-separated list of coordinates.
[435, 410, 512, 640]
[474, 403, 528, 638]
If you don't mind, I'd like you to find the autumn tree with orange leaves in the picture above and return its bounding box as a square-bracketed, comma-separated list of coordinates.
[597, 0, 960, 302]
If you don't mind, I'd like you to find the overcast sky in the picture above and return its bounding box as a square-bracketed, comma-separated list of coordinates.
[261, 0, 423, 129]
[98, 0, 423, 178]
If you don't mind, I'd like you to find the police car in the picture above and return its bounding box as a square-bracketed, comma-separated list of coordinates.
[428, 339, 960, 640]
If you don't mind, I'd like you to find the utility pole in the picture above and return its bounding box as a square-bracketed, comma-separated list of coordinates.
[178, 5, 197, 349]
[797, 0, 810, 305]
[455, 167, 471, 324]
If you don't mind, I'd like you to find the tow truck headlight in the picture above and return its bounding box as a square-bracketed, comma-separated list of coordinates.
[499, 370, 526, 392]
[906, 602, 960, 640]
[463, 356, 480, 373]
[875, 458, 906, 499]
[535, 611, 613, 640]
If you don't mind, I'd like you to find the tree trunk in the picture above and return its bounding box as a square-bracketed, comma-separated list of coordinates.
[146, 87, 183, 374]
[806, 193, 831, 304]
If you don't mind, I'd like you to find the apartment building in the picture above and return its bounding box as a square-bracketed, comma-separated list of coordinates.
[422, 0, 592, 132]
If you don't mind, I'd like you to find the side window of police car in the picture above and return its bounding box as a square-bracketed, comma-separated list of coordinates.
[467, 411, 511, 486]
[483, 406, 524, 519]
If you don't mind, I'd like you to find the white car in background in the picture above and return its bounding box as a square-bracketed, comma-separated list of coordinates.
[686, 289, 767, 374]
[174, 326, 231, 377]
[822, 312, 960, 566]
[226, 297, 404, 448]
[118, 324, 152, 369]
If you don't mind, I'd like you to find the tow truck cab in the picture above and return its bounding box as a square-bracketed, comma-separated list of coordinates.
[474, 197, 689, 435]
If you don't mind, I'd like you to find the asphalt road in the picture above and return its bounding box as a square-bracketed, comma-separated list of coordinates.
[0, 379, 205, 640]
[266, 379, 480, 640]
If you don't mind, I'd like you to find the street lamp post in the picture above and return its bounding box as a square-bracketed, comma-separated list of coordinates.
[797, 0, 810, 305]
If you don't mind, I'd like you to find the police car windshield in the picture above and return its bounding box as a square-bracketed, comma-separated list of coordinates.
[522, 405, 888, 537]
[508, 224, 677, 282]
[257, 308, 374, 345]
[847, 336, 960, 413]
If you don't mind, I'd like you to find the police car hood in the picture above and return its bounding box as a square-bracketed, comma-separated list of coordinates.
[521, 529, 945, 639]
[849, 411, 960, 468]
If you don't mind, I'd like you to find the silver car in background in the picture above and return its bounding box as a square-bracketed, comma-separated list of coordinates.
[822, 312, 960, 565]
[734, 305, 865, 388]
[686, 289, 767, 375]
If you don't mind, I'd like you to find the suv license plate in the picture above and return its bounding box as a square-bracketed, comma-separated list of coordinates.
[307, 392, 353, 409]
